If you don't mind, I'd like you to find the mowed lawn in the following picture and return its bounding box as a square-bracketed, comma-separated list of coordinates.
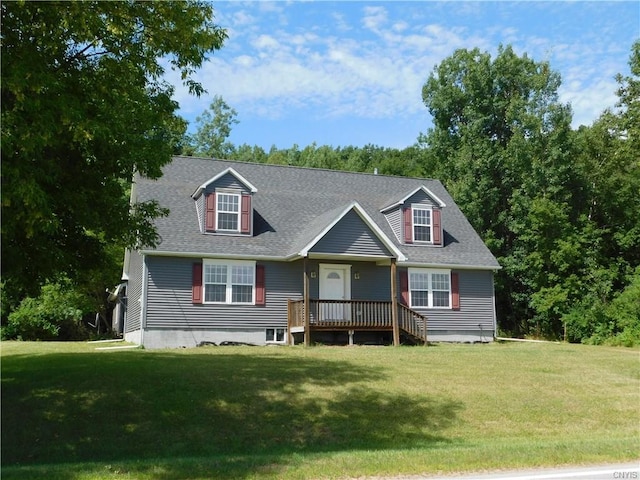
[2, 341, 638, 479]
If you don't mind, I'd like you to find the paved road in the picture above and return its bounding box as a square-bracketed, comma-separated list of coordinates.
[393, 462, 640, 480]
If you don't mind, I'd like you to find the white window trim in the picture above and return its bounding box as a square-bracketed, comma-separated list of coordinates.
[408, 268, 452, 309]
[203, 259, 256, 305]
[216, 192, 241, 232]
[265, 327, 286, 344]
[412, 205, 433, 244]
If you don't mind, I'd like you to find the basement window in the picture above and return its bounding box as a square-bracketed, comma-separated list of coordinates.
[266, 328, 286, 343]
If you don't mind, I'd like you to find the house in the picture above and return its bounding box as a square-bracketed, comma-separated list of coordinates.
[120, 156, 500, 349]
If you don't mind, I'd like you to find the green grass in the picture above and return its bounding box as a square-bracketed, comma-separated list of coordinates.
[2, 341, 638, 479]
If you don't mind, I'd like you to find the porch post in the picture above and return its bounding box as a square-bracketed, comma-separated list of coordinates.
[390, 258, 400, 346]
[303, 256, 311, 347]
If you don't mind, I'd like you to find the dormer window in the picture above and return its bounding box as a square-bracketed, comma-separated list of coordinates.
[217, 193, 240, 231]
[403, 205, 442, 245]
[204, 192, 252, 234]
[194, 167, 257, 236]
[380, 185, 445, 247]
[412, 207, 432, 242]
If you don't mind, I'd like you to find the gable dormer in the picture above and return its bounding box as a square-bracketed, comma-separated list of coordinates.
[192, 167, 258, 236]
[380, 186, 446, 247]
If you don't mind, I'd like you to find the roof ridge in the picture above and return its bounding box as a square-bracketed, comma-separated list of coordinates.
[170, 155, 439, 182]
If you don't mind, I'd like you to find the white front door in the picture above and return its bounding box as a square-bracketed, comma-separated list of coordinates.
[319, 264, 351, 321]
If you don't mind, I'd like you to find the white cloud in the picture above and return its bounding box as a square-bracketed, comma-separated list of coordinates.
[252, 34, 280, 50]
[170, 1, 631, 135]
[559, 77, 618, 128]
[362, 6, 388, 31]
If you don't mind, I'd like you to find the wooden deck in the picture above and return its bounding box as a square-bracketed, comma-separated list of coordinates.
[287, 299, 428, 345]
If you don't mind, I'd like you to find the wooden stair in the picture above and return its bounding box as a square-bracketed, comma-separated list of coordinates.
[397, 304, 428, 345]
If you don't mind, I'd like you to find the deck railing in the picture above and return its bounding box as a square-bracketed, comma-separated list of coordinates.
[288, 299, 393, 328]
[397, 303, 428, 345]
[287, 299, 428, 344]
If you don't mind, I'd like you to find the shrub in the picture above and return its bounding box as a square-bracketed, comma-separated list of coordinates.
[3, 281, 91, 341]
[563, 269, 640, 347]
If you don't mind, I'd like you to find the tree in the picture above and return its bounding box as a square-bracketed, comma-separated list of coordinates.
[419, 45, 579, 337]
[562, 41, 640, 345]
[187, 95, 239, 158]
[1, 1, 227, 307]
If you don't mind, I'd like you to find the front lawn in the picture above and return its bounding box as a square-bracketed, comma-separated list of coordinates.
[2, 341, 638, 479]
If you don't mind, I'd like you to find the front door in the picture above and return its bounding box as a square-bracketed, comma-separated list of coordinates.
[319, 264, 351, 321]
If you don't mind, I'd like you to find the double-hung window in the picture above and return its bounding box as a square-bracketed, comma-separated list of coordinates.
[412, 207, 432, 242]
[217, 193, 240, 231]
[203, 260, 255, 304]
[409, 268, 451, 308]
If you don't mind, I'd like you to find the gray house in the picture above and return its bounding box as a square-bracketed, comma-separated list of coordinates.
[121, 156, 500, 349]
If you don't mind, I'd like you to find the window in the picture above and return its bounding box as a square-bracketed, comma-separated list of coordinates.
[203, 260, 255, 304]
[217, 193, 240, 231]
[266, 328, 286, 343]
[409, 269, 450, 308]
[412, 207, 432, 242]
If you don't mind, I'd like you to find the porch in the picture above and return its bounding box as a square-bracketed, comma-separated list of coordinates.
[287, 299, 428, 346]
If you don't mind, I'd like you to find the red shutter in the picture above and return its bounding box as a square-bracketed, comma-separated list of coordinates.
[255, 264, 265, 306]
[433, 209, 442, 245]
[403, 207, 413, 244]
[400, 270, 409, 305]
[241, 194, 251, 234]
[192, 262, 203, 304]
[451, 272, 460, 310]
[205, 193, 216, 231]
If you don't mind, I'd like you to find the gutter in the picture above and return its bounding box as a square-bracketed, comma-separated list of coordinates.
[140, 250, 501, 271]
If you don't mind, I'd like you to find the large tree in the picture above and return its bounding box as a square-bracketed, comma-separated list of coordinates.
[187, 95, 239, 158]
[1, 1, 227, 303]
[419, 45, 578, 336]
[562, 42, 640, 345]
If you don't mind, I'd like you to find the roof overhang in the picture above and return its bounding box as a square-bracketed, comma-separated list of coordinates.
[380, 185, 446, 213]
[399, 261, 502, 271]
[298, 201, 407, 261]
[191, 167, 258, 199]
[139, 249, 288, 262]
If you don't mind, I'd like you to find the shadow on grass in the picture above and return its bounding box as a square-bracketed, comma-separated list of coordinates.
[2, 348, 463, 479]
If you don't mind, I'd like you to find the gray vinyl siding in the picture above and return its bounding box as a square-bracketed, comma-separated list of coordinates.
[144, 256, 302, 329]
[207, 172, 248, 192]
[310, 210, 392, 257]
[384, 207, 402, 242]
[406, 269, 496, 332]
[407, 189, 438, 207]
[195, 195, 204, 232]
[124, 250, 144, 333]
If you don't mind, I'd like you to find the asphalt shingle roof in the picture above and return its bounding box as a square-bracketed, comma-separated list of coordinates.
[135, 156, 500, 269]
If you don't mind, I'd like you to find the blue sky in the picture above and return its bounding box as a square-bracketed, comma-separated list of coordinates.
[169, 1, 639, 151]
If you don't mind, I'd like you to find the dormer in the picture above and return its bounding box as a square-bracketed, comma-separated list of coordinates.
[380, 186, 446, 246]
[192, 167, 258, 236]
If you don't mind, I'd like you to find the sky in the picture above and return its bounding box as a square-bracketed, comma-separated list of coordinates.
[168, 1, 639, 151]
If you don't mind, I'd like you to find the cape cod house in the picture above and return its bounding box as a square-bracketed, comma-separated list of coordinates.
[119, 156, 500, 349]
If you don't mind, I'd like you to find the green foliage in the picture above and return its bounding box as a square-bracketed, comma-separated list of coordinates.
[419, 45, 578, 337]
[564, 269, 640, 347]
[1, 1, 227, 301]
[187, 95, 239, 158]
[3, 280, 92, 341]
